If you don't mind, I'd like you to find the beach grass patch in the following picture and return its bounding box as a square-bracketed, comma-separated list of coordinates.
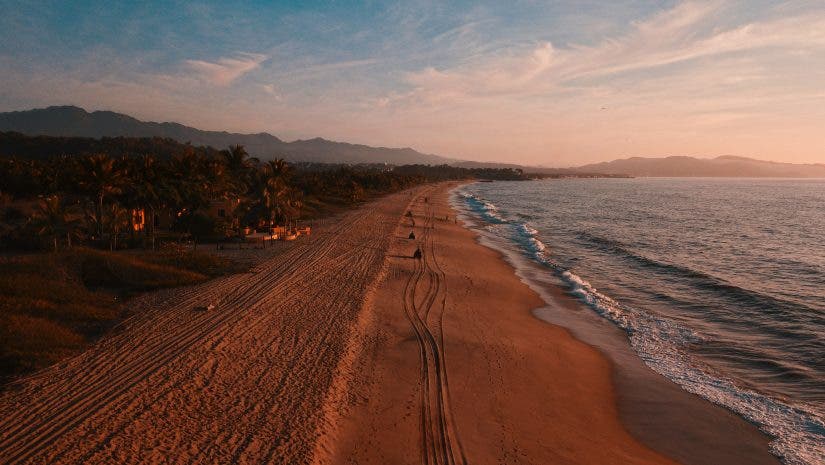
[0, 247, 241, 385]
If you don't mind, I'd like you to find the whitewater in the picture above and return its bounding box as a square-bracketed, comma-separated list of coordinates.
[454, 178, 825, 465]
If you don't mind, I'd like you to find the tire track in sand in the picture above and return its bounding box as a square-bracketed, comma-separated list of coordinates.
[0, 188, 424, 465]
[401, 194, 467, 465]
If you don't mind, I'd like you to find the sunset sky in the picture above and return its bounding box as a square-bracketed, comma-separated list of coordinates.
[1, 0, 824, 166]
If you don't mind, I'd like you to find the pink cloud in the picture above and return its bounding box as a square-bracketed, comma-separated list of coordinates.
[185, 52, 268, 86]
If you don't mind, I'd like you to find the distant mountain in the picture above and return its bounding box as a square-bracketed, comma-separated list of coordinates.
[573, 155, 825, 178]
[4, 107, 821, 176]
[0, 106, 453, 165]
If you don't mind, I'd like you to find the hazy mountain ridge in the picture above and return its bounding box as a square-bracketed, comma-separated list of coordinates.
[0, 106, 452, 165]
[2, 106, 822, 177]
[574, 155, 825, 178]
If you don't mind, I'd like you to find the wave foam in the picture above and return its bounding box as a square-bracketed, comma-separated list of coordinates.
[559, 271, 824, 465]
[460, 191, 508, 224]
[455, 187, 825, 465]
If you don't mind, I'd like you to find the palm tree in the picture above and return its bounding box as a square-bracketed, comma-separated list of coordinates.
[264, 158, 290, 177]
[221, 145, 258, 198]
[127, 154, 172, 249]
[30, 195, 78, 252]
[76, 154, 125, 241]
[222, 145, 257, 174]
[259, 159, 292, 226]
[219, 145, 259, 236]
[283, 187, 303, 227]
[103, 203, 131, 251]
[168, 151, 208, 213]
[168, 150, 229, 240]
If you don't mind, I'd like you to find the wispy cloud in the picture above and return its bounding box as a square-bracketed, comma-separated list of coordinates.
[391, 2, 825, 105]
[261, 83, 282, 101]
[276, 58, 378, 80]
[3, 0, 825, 165]
[402, 41, 556, 102]
[185, 52, 268, 86]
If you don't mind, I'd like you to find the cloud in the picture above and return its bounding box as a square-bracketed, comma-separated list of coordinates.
[185, 52, 268, 86]
[5, 0, 825, 166]
[397, 41, 556, 106]
[261, 83, 282, 101]
[391, 1, 825, 106]
[274, 58, 379, 82]
[354, 1, 825, 165]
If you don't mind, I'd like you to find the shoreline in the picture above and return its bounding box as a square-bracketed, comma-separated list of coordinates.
[328, 181, 780, 464]
[448, 183, 782, 465]
[0, 182, 787, 464]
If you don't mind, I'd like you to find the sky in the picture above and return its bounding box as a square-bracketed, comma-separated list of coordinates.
[1, 0, 824, 167]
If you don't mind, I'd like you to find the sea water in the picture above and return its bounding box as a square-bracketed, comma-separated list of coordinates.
[454, 178, 824, 465]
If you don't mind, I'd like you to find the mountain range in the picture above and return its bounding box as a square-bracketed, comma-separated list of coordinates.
[1, 106, 823, 177]
[573, 155, 825, 178]
[0, 106, 451, 165]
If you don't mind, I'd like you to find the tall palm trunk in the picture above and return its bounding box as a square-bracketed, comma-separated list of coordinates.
[97, 192, 104, 240]
[150, 206, 156, 250]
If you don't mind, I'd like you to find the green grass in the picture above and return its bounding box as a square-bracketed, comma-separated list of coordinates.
[0, 247, 241, 384]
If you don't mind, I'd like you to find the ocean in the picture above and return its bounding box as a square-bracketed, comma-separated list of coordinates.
[453, 178, 824, 465]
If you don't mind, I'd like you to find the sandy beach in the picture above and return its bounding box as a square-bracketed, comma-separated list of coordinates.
[0, 182, 780, 465]
[326, 182, 779, 465]
[0, 187, 422, 464]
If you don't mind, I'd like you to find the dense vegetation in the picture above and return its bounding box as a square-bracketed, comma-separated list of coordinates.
[0, 131, 526, 251]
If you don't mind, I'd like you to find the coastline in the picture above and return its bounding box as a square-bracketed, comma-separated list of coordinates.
[451, 182, 784, 465]
[0, 181, 786, 464]
[448, 182, 782, 465]
[328, 181, 780, 464]
[531, 279, 781, 465]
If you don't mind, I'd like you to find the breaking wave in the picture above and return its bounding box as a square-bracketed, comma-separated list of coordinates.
[454, 187, 825, 465]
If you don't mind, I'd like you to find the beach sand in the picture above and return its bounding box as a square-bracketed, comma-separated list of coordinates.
[327, 182, 780, 465]
[0, 187, 428, 465]
[0, 182, 780, 465]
